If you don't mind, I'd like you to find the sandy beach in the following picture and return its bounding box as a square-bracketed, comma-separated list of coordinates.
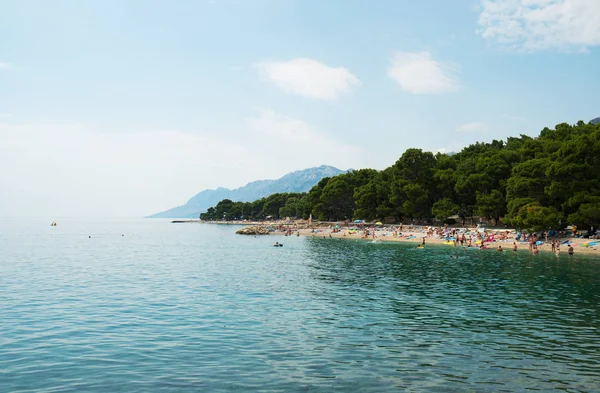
[267, 224, 600, 255]
[182, 219, 599, 255]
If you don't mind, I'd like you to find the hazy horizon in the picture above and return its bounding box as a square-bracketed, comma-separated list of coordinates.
[2, 0, 599, 217]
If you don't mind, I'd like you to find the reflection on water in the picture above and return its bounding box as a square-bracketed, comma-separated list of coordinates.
[1, 219, 600, 392]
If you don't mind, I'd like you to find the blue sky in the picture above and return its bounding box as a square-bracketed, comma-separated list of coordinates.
[1, 0, 599, 217]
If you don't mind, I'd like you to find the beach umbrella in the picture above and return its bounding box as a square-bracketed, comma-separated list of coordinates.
[376, 222, 383, 225]
[354, 219, 363, 223]
[334, 225, 340, 229]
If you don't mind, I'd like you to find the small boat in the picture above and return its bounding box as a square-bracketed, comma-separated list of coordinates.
[50, 222, 57, 227]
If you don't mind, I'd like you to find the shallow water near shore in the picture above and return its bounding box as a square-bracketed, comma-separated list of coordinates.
[2, 218, 600, 392]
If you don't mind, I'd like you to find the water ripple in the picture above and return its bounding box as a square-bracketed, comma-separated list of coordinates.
[1, 219, 600, 392]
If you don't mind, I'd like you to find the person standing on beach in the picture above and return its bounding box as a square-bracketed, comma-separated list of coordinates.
[568, 245, 574, 255]
[529, 236, 535, 252]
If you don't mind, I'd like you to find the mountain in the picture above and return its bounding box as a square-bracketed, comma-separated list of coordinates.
[148, 165, 347, 218]
[590, 117, 600, 125]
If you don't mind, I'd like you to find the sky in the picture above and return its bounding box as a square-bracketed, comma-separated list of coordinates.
[1, 0, 599, 217]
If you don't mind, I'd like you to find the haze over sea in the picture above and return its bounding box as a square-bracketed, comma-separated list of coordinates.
[2, 218, 600, 392]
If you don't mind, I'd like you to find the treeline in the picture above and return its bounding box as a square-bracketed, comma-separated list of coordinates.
[201, 121, 600, 231]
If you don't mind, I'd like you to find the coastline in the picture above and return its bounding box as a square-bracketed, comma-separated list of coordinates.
[272, 226, 599, 255]
[174, 220, 599, 255]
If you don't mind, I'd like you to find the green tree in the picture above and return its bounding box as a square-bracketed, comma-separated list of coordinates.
[508, 202, 563, 232]
[353, 181, 378, 220]
[567, 198, 600, 229]
[505, 158, 551, 218]
[320, 177, 353, 221]
[546, 125, 600, 219]
[475, 190, 506, 225]
[432, 198, 459, 221]
[390, 149, 437, 219]
[200, 206, 216, 220]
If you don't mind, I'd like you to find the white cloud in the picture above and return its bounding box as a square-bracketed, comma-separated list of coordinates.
[0, 62, 12, 70]
[387, 51, 460, 94]
[256, 58, 360, 100]
[0, 112, 363, 217]
[456, 121, 487, 132]
[478, 0, 600, 51]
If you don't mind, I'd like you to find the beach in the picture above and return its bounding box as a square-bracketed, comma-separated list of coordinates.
[265, 224, 600, 255]
[177, 219, 599, 255]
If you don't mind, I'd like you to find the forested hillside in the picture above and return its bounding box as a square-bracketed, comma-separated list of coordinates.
[200, 121, 600, 231]
[149, 165, 345, 218]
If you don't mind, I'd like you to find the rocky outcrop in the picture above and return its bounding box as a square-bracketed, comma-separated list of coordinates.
[236, 226, 271, 235]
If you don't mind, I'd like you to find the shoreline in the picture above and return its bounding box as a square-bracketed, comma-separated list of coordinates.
[173, 220, 599, 255]
[275, 227, 600, 256]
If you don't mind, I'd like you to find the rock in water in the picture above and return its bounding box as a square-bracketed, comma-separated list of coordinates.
[236, 226, 271, 235]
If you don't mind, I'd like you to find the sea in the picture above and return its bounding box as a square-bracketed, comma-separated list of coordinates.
[1, 218, 600, 392]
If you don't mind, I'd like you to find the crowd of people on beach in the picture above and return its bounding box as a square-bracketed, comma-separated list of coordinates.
[268, 220, 596, 255]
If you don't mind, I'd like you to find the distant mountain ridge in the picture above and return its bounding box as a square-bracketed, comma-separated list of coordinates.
[591, 117, 600, 125]
[148, 165, 347, 218]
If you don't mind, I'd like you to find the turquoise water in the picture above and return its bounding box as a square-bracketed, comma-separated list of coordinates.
[2, 219, 600, 392]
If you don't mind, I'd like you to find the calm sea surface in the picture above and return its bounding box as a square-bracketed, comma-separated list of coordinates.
[1, 218, 600, 392]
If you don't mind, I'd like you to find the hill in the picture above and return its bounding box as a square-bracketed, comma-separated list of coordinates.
[200, 120, 600, 231]
[148, 165, 346, 218]
[590, 117, 600, 125]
